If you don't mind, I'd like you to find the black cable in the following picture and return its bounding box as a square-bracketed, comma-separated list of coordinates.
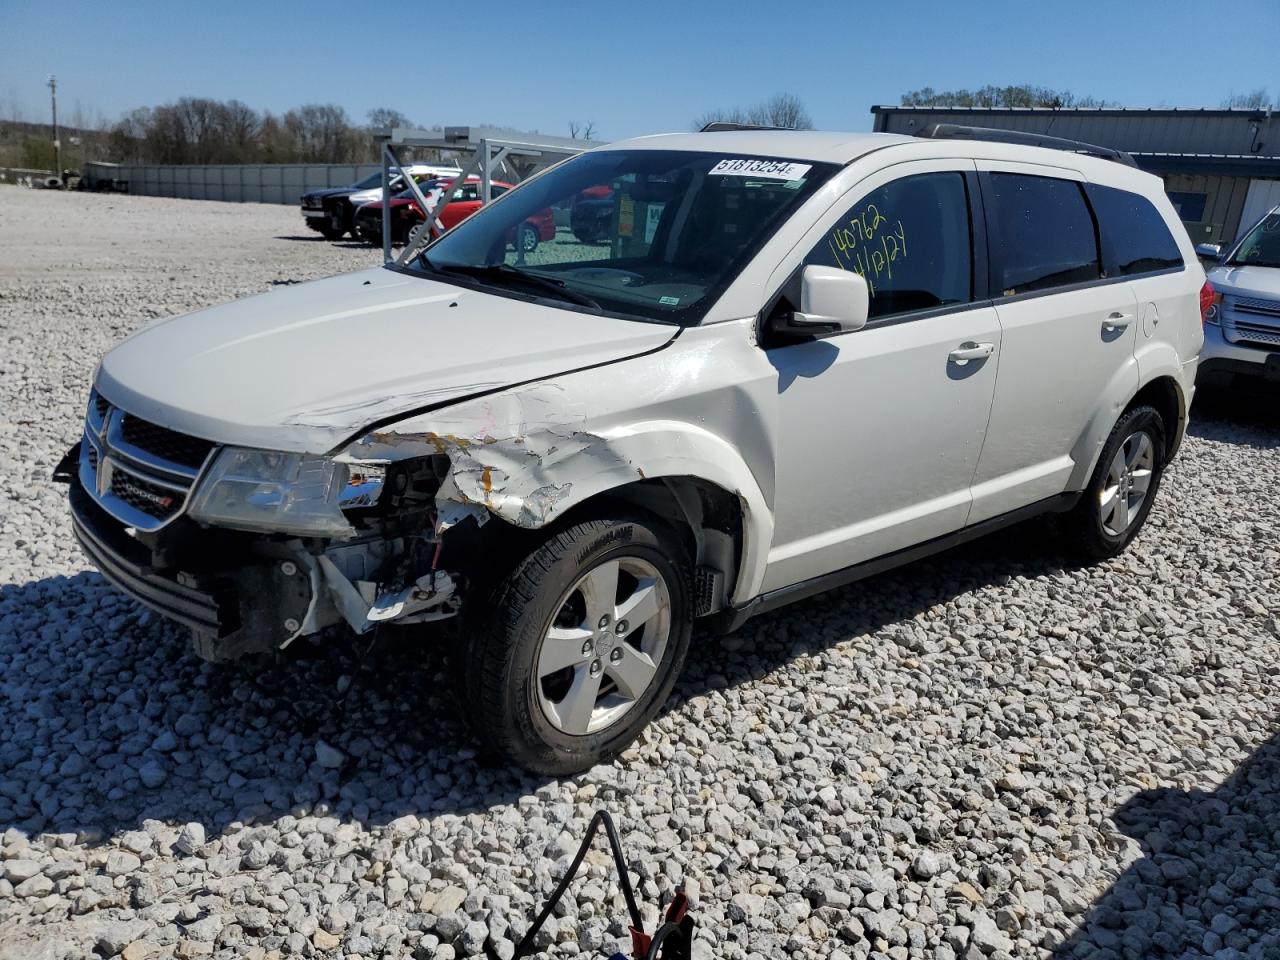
[513, 809, 644, 958]
[645, 923, 682, 960]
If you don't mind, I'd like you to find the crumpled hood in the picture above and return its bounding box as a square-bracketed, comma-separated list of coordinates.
[96, 267, 677, 454]
[1207, 264, 1280, 300]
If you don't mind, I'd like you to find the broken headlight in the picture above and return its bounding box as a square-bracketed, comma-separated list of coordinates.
[187, 448, 355, 539]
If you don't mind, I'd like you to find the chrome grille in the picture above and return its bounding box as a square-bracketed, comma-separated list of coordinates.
[1229, 322, 1280, 348]
[79, 389, 217, 531]
[1223, 296, 1280, 350]
[110, 468, 185, 521]
[119, 416, 215, 469]
[1233, 295, 1280, 319]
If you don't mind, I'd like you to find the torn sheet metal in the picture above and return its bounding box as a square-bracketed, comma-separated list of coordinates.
[346, 382, 640, 532]
[318, 556, 458, 633]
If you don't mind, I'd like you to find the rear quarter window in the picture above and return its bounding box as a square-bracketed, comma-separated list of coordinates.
[1084, 183, 1184, 277]
[987, 173, 1100, 296]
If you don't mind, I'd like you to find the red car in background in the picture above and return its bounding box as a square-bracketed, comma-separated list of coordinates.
[353, 177, 556, 251]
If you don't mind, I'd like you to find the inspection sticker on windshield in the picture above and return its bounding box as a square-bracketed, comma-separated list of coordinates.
[708, 158, 811, 180]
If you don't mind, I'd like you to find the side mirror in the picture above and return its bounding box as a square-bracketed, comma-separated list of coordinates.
[1195, 242, 1223, 261]
[772, 265, 869, 339]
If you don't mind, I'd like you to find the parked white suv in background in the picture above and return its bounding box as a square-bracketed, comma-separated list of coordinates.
[58, 127, 1206, 773]
[1197, 205, 1280, 387]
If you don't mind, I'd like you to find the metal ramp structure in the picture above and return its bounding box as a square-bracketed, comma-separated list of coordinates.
[373, 126, 597, 265]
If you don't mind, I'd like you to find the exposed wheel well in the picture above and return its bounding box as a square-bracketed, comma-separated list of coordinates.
[560, 477, 745, 616]
[1126, 376, 1184, 463]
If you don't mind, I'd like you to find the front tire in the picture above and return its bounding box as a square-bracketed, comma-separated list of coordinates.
[1065, 404, 1166, 561]
[456, 514, 693, 775]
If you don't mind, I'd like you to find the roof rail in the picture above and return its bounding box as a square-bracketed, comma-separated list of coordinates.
[699, 121, 788, 133]
[914, 123, 1138, 167]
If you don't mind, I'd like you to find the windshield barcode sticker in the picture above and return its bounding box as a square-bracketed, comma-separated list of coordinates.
[708, 159, 811, 180]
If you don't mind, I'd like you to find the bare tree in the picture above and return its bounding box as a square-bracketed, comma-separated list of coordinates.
[899, 84, 1114, 109]
[693, 93, 813, 131]
[217, 99, 261, 163]
[568, 120, 598, 139]
[284, 104, 362, 162]
[750, 93, 813, 129]
[367, 107, 414, 129]
[1222, 89, 1275, 110]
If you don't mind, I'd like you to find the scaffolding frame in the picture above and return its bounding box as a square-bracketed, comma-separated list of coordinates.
[373, 126, 593, 266]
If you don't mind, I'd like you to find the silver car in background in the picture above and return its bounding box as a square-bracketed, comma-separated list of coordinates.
[1198, 205, 1280, 388]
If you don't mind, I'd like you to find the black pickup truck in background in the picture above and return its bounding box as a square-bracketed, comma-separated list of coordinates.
[301, 165, 462, 240]
[301, 173, 382, 240]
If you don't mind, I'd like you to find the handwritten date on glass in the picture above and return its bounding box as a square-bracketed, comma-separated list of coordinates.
[826, 202, 907, 296]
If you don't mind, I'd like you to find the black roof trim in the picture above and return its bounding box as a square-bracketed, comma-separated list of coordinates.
[913, 123, 1137, 167]
[699, 121, 790, 133]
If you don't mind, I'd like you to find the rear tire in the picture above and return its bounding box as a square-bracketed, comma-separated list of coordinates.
[1064, 404, 1166, 561]
[518, 222, 540, 253]
[455, 513, 693, 774]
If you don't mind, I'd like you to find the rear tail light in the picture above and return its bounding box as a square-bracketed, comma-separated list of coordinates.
[1200, 280, 1220, 325]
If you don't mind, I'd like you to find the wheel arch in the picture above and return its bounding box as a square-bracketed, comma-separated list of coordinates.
[1068, 357, 1187, 491]
[427, 419, 774, 607]
[555, 475, 748, 618]
[1126, 374, 1185, 464]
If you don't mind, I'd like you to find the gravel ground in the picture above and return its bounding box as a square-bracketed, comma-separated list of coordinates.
[2, 186, 1279, 960]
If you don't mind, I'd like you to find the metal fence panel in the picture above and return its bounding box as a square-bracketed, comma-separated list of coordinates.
[81, 162, 384, 204]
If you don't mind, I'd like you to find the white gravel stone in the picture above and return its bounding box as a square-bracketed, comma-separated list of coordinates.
[0, 187, 1278, 960]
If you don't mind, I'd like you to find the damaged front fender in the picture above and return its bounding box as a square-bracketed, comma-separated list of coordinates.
[338, 382, 774, 603]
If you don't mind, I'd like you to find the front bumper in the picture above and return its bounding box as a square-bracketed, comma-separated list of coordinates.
[70, 478, 228, 636]
[66, 464, 315, 660]
[1199, 323, 1280, 386]
[63, 444, 462, 660]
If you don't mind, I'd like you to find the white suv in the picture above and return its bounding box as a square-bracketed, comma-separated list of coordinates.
[59, 128, 1206, 773]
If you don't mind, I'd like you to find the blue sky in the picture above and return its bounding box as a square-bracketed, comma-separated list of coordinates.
[2, 0, 1277, 139]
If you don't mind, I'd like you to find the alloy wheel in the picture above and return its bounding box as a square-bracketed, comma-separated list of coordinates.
[1100, 430, 1155, 536]
[535, 556, 671, 736]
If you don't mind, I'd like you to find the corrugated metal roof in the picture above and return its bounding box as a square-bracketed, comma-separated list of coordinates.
[1133, 154, 1280, 178]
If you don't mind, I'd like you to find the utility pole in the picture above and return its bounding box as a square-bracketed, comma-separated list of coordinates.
[47, 74, 60, 179]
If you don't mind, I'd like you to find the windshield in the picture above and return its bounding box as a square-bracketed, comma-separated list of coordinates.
[1228, 210, 1280, 268]
[351, 172, 384, 190]
[408, 149, 837, 324]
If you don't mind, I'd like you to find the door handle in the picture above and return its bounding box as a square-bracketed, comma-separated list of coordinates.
[1102, 312, 1133, 333]
[948, 341, 995, 363]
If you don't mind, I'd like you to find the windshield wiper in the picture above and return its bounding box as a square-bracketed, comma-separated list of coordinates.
[427, 262, 602, 310]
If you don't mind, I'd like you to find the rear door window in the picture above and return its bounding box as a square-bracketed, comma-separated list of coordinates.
[804, 171, 973, 320]
[987, 174, 1100, 296]
[1084, 183, 1183, 276]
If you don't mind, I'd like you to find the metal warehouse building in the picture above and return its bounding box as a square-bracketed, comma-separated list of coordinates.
[872, 106, 1280, 245]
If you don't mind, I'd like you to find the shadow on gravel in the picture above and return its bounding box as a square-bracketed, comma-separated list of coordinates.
[674, 516, 1076, 696]
[0, 518, 1072, 847]
[1190, 387, 1280, 447]
[1052, 732, 1280, 958]
[0, 570, 547, 844]
[273, 235, 379, 252]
